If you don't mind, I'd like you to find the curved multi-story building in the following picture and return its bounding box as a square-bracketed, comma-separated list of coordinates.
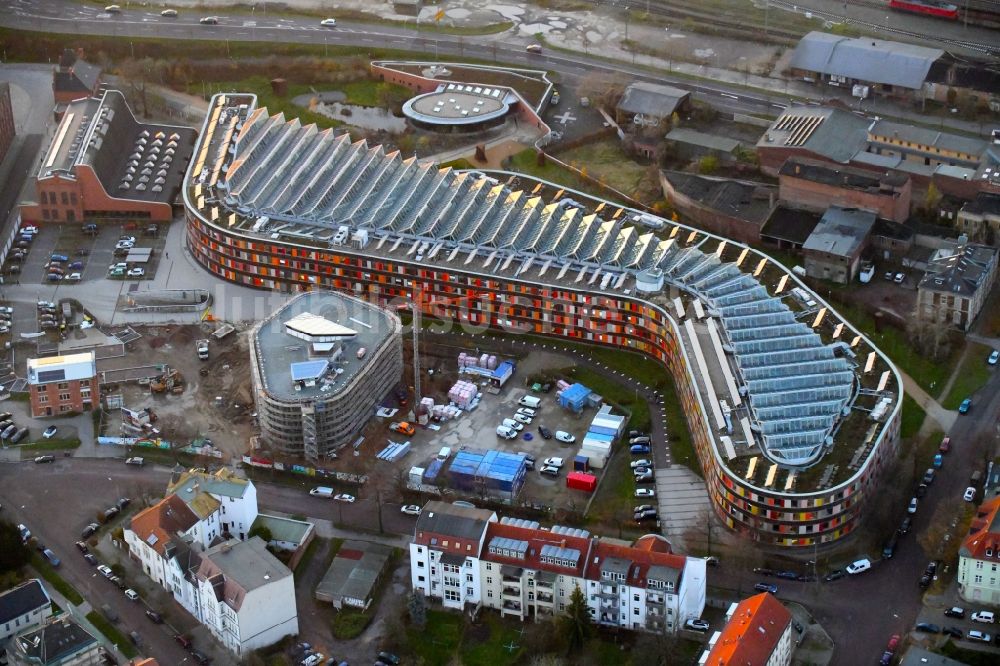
[248, 291, 403, 459]
[184, 94, 903, 548]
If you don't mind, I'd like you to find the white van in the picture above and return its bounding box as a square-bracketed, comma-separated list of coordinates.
[518, 395, 541, 409]
[437, 447, 452, 461]
[309, 486, 334, 498]
[972, 611, 995, 624]
[846, 558, 871, 575]
[496, 425, 518, 439]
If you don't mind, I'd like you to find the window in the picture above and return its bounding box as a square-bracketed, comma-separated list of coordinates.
[57, 382, 69, 390]
[633, 608, 640, 615]
[59, 393, 71, 401]
[417, 561, 424, 568]
[466, 574, 473, 582]
[466, 587, 474, 596]
[487, 591, 493, 598]
[974, 575, 983, 583]
[444, 590, 460, 602]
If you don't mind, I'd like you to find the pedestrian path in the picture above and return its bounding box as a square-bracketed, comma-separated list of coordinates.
[898, 370, 956, 437]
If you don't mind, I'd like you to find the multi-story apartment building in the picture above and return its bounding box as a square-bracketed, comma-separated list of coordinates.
[26, 351, 97, 418]
[958, 496, 1000, 605]
[702, 592, 794, 665]
[248, 291, 403, 460]
[185, 93, 904, 548]
[916, 239, 998, 331]
[410, 502, 497, 611]
[194, 537, 298, 655]
[124, 469, 295, 656]
[5, 618, 101, 666]
[0, 580, 52, 643]
[411, 503, 706, 634]
[167, 467, 259, 541]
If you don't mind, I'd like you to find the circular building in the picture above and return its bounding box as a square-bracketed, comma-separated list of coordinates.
[402, 82, 517, 132]
[249, 291, 403, 460]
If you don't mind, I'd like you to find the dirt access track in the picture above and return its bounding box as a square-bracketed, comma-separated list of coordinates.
[99, 324, 255, 458]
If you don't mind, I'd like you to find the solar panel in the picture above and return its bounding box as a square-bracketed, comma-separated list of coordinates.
[37, 369, 66, 383]
[289, 360, 329, 382]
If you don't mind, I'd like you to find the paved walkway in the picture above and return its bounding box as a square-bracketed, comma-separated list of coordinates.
[899, 370, 956, 437]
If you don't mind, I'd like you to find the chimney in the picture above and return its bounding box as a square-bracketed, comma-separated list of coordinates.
[794, 164, 800, 175]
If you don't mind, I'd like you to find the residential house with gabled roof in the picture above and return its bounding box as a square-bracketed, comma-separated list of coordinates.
[410, 501, 497, 612]
[123, 494, 204, 618]
[702, 592, 793, 666]
[168, 467, 258, 541]
[194, 537, 298, 655]
[958, 496, 1000, 604]
[0, 580, 52, 643]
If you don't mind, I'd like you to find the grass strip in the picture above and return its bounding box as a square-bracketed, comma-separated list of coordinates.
[85, 610, 138, 659]
[31, 554, 84, 605]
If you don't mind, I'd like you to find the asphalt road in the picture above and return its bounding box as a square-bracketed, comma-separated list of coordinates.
[0, 457, 423, 664]
[0, 0, 799, 120]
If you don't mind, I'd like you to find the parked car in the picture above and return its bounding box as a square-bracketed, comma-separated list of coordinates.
[944, 607, 966, 619]
[333, 493, 355, 503]
[971, 611, 995, 624]
[189, 650, 211, 665]
[846, 559, 872, 575]
[959, 398, 972, 414]
[537, 425, 552, 439]
[400, 505, 421, 516]
[630, 459, 653, 469]
[34, 455, 55, 464]
[939, 436, 951, 453]
[967, 630, 991, 643]
[377, 651, 401, 665]
[125, 457, 144, 466]
[942, 626, 963, 638]
[899, 516, 912, 534]
[554, 431, 575, 443]
[513, 413, 532, 424]
[629, 436, 651, 445]
[685, 619, 710, 632]
[989, 349, 999, 365]
[543, 457, 564, 469]
[635, 488, 655, 498]
[75, 541, 89, 553]
[65, 272, 82, 282]
[41, 549, 60, 567]
[634, 469, 654, 482]
[922, 468, 935, 484]
[97, 565, 113, 578]
[824, 569, 845, 582]
[630, 444, 651, 454]
[965, 486, 977, 502]
[914, 622, 940, 633]
[124, 589, 139, 601]
[43, 425, 58, 439]
[83, 553, 98, 566]
[127, 267, 145, 278]
[174, 634, 192, 649]
[539, 465, 560, 477]
[907, 497, 918, 514]
[145, 610, 163, 624]
[893, 272, 905, 284]
[753, 582, 778, 594]
[82, 523, 100, 539]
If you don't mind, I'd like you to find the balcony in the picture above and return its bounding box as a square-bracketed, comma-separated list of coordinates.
[502, 587, 521, 597]
[536, 592, 554, 604]
[646, 594, 665, 606]
[600, 599, 617, 610]
[502, 600, 522, 612]
[502, 574, 522, 584]
[535, 580, 554, 590]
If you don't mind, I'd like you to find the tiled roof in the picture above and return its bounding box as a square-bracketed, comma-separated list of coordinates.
[128, 495, 200, 557]
[584, 540, 686, 589]
[961, 496, 1000, 560]
[413, 501, 496, 556]
[706, 592, 792, 665]
[918, 242, 997, 298]
[481, 521, 593, 577]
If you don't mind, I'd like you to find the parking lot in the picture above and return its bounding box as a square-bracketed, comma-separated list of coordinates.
[361, 345, 640, 512]
[5, 220, 170, 286]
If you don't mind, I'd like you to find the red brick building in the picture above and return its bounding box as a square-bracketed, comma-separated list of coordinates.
[0, 82, 15, 164]
[26, 351, 97, 418]
[20, 90, 196, 226]
[53, 49, 102, 106]
[779, 158, 911, 223]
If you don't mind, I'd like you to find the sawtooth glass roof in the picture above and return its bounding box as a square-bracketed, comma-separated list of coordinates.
[192, 95, 893, 473]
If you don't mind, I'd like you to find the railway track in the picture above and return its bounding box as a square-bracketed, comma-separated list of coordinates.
[765, 0, 999, 54]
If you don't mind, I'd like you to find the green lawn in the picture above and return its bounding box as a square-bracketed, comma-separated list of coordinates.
[85, 611, 138, 659]
[21, 437, 81, 452]
[900, 394, 926, 441]
[191, 76, 343, 130]
[460, 614, 524, 666]
[331, 608, 372, 639]
[31, 555, 84, 605]
[942, 342, 994, 410]
[339, 80, 413, 107]
[558, 140, 650, 198]
[408, 610, 464, 666]
[830, 300, 954, 397]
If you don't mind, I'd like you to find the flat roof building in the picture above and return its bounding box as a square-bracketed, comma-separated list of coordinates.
[802, 206, 876, 284]
[26, 351, 97, 418]
[778, 157, 911, 223]
[315, 540, 393, 610]
[249, 291, 402, 459]
[616, 82, 691, 126]
[402, 83, 518, 130]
